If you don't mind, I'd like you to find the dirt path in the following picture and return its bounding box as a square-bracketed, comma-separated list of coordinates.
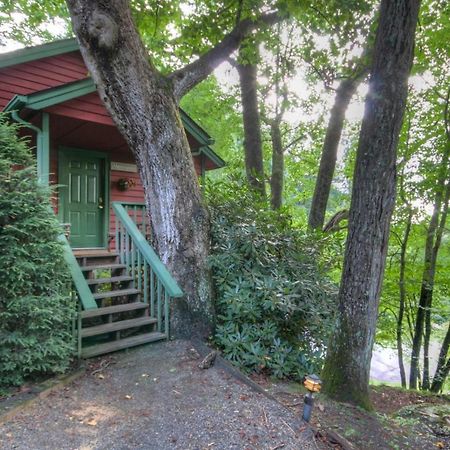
[0, 340, 318, 450]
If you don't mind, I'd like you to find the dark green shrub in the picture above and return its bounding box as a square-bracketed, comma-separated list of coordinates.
[208, 176, 337, 379]
[0, 117, 74, 389]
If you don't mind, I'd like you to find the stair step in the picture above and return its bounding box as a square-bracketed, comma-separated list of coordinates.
[74, 250, 119, 258]
[80, 263, 126, 272]
[81, 332, 166, 358]
[81, 302, 148, 319]
[93, 288, 140, 300]
[81, 316, 157, 338]
[86, 276, 134, 285]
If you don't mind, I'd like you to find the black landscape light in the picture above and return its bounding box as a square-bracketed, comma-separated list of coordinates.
[302, 373, 322, 423]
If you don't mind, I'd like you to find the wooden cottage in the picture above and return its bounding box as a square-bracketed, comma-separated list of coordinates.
[0, 39, 225, 357]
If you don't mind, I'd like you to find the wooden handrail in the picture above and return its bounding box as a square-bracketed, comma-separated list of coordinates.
[58, 233, 97, 310]
[112, 202, 183, 298]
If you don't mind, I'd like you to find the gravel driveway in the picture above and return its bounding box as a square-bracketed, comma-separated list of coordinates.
[0, 340, 318, 450]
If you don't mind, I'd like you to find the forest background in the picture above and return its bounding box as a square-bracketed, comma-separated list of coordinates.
[0, 0, 448, 398]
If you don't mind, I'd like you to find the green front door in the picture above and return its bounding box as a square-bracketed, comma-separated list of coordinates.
[59, 149, 106, 248]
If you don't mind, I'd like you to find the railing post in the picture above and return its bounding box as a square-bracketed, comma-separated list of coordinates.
[115, 214, 120, 263]
[157, 280, 162, 332]
[164, 291, 170, 339]
[143, 262, 148, 306]
[150, 269, 155, 317]
[77, 301, 82, 358]
[137, 249, 142, 292]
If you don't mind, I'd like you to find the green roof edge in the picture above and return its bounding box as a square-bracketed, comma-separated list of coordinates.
[3, 77, 225, 168]
[0, 38, 79, 70]
[4, 78, 95, 112]
[202, 146, 226, 168]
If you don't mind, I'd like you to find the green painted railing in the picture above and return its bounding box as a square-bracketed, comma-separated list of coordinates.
[116, 202, 152, 241]
[58, 233, 97, 310]
[112, 202, 183, 337]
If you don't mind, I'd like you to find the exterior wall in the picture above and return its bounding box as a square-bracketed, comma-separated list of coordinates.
[0, 51, 86, 110]
[0, 47, 213, 249]
[46, 113, 202, 249]
[46, 91, 114, 126]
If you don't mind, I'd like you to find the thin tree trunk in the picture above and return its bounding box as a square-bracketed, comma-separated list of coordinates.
[409, 214, 435, 389]
[321, 0, 420, 409]
[431, 91, 450, 393]
[398, 208, 412, 388]
[423, 180, 450, 389]
[418, 204, 441, 390]
[423, 308, 432, 389]
[431, 322, 450, 392]
[270, 119, 283, 209]
[410, 149, 450, 389]
[237, 42, 266, 196]
[308, 77, 359, 231]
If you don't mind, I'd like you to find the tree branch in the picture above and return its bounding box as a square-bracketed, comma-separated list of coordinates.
[283, 134, 303, 153]
[169, 11, 280, 101]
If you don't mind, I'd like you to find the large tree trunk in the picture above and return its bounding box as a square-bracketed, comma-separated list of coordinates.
[270, 119, 284, 209]
[321, 0, 420, 409]
[237, 42, 266, 196]
[308, 77, 359, 231]
[431, 321, 450, 393]
[66, 0, 276, 337]
[398, 208, 412, 388]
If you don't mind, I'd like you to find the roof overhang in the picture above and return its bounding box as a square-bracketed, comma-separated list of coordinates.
[4, 77, 225, 169]
[0, 38, 79, 70]
[4, 78, 95, 112]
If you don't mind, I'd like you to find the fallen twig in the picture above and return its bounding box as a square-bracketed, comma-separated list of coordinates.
[91, 360, 111, 376]
[282, 401, 303, 407]
[262, 407, 269, 428]
[326, 429, 356, 450]
[270, 443, 285, 450]
[281, 419, 297, 437]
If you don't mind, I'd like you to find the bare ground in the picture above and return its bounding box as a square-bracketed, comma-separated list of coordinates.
[0, 340, 319, 450]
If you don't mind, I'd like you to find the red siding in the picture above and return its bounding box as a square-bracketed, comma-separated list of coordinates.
[0, 51, 86, 110]
[46, 91, 114, 126]
[46, 114, 203, 249]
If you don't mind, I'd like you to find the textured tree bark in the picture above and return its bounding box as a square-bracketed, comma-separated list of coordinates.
[398, 209, 412, 388]
[270, 119, 283, 209]
[308, 77, 359, 231]
[431, 322, 450, 393]
[321, 0, 420, 409]
[237, 43, 266, 196]
[65, 0, 275, 337]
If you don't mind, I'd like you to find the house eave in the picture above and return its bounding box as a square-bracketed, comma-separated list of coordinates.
[3, 78, 225, 170]
[0, 38, 79, 70]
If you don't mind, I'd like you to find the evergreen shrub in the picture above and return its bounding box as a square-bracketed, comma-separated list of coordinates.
[208, 176, 337, 379]
[0, 117, 74, 390]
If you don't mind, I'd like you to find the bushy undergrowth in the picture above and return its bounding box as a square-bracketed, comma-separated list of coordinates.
[208, 177, 337, 379]
[0, 117, 74, 389]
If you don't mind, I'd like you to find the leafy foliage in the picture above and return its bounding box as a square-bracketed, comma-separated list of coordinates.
[208, 176, 337, 379]
[0, 117, 74, 389]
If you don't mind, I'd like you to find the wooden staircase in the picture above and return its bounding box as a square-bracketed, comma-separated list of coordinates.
[75, 250, 166, 358]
